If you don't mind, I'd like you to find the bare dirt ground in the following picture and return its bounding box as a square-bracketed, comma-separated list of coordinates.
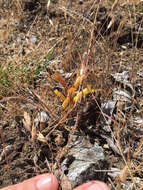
[0, 0, 143, 189]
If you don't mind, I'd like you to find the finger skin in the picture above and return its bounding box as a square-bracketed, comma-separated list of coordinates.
[0, 175, 109, 190]
[1, 174, 58, 190]
[74, 181, 110, 190]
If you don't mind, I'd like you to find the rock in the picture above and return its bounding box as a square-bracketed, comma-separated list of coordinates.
[111, 71, 135, 96]
[99, 100, 117, 132]
[29, 35, 37, 44]
[61, 134, 108, 188]
[34, 111, 49, 131]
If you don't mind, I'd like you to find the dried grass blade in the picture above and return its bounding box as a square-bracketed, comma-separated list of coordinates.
[22, 112, 31, 132]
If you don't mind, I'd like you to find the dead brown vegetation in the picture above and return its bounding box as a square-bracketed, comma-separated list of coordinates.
[0, 0, 143, 189]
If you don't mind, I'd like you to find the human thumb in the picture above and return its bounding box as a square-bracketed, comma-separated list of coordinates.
[1, 174, 58, 190]
[74, 181, 110, 190]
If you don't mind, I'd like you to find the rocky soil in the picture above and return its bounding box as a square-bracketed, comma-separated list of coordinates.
[0, 1, 143, 189]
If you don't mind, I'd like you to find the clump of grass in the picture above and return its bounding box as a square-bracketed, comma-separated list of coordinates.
[0, 66, 11, 88]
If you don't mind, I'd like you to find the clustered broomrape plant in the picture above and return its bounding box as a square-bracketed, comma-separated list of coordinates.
[53, 54, 96, 109]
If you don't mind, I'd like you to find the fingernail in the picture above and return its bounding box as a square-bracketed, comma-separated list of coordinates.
[86, 182, 108, 190]
[37, 175, 53, 190]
